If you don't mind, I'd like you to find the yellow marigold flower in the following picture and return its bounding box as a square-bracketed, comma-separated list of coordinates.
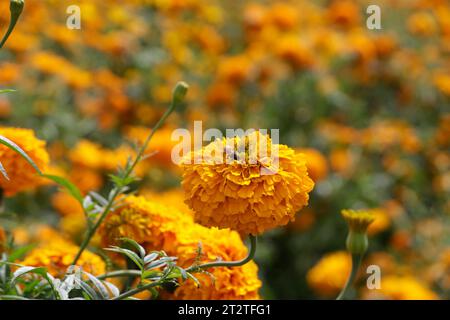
[341, 209, 375, 233]
[139, 188, 194, 217]
[217, 55, 253, 85]
[181, 131, 314, 235]
[52, 191, 84, 216]
[0, 226, 6, 253]
[407, 12, 437, 36]
[20, 239, 105, 277]
[166, 224, 261, 300]
[124, 126, 178, 168]
[377, 275, 438, 300]
[307, 251, 352, 297]
[367, 208, 391, 235]
[170, 261, 261, 300]
[296, 148, 328, 182]
[100, 196, 262, 299]
[59, 214, 87, 241]
[434, 73, 450, 96]
[275, 36, 314, 71]
[69, 140, 104, 170]
[69, 166, 103, 194]
[0, 127, 49, 196]
[99, 196, 194, 252]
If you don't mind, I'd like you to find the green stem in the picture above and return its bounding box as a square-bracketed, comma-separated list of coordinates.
[112, 235, 257, 300]
[97, 269, 141, 280]
[186, 235, 257, 272]
[112, 280, 161, 300]
[336, 254, 363, 300]
[71, 82, 188, 266]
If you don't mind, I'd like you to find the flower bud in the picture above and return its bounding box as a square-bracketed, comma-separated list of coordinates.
[172, 81, 189, 104]
[341, 209, 375, 255]
[10, 0, 25, 19]
[346, 230, 368, 254]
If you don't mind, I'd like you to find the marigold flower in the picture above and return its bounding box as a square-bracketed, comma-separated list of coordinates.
[100, 196, 262, 299]
[376, 275, 438, 300]
[51, 191, 84, 216]
[0, 227, 7, 253]
[167, 225, 261, 300]
[297, 148, 328, 182]
[341, 209, 375, 233]
[99, 196, 194, 252]
[341, 209, 375, 254]
[0, 127, 49, 196]
[367, 208, 391, 235]
[69, 140, 104, 170]
[20, 239, 105, 277]
[181, 131, 314, 235]
[307, 251, 352, 297]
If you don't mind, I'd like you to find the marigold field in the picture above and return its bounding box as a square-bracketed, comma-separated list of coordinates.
[0, 0, 448, 300]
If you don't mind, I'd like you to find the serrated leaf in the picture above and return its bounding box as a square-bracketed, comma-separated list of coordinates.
[0, 135, 41, 174]
[41, 174, 83, 205]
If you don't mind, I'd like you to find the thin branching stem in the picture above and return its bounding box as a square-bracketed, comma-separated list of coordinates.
[71, 82, 188, 265]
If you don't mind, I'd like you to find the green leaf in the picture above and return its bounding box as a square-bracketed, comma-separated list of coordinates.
[0, 295, 30, 300]
[0, 135, 41, 174]
[11, 266, 48, 284]
[41, 174, 83, 205]
[84, 271, 110, 299]
[119, 238, 146, 259]
[0, 162, 9, 180]
[8, 244, 36, 262]
[105, 247, 143, 270]
[0, 89, 16, 94]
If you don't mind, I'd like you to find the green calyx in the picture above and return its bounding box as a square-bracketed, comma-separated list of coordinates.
[346, 231, 368, 255]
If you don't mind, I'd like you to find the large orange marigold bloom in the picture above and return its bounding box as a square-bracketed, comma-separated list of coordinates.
[100, 196, 261, 300]
[169, 225, 261, 300]
[181, 132, 314, 235]
[0, 127, 49, 196]
[19, 239, 105, 277]
[99, 196, 193, 253]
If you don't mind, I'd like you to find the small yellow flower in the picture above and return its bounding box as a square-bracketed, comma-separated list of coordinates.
[341, 209, 375, 233]
[0, 127, 49, 196]
[377, 275, 438, 300]
[181, 131, 314, 235]
[341, 209, 375, 254]
[307, 251, 352, 297]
